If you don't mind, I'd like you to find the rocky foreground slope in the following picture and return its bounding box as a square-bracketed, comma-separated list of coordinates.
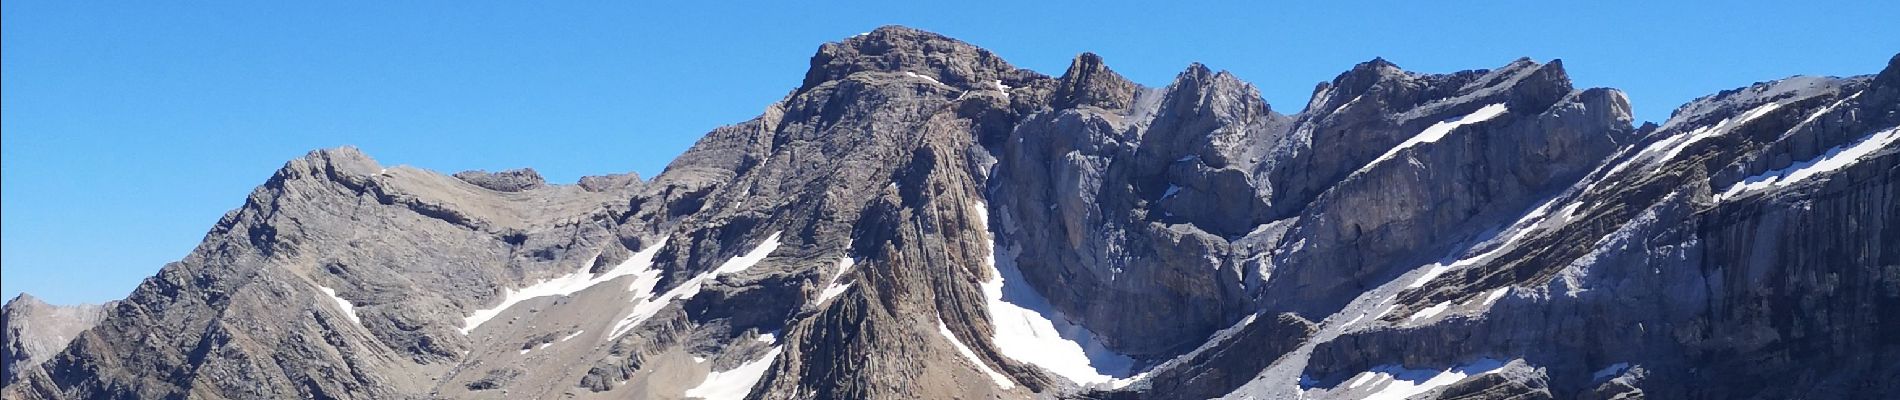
[3, 26, 1896, 399]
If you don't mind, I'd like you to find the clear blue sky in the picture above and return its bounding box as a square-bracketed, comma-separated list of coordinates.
[4, 1, 1896, 305]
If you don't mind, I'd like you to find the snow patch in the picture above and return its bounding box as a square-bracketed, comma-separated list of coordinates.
[1162, 184, 1182, 199]
[1407, 302, 1451, 322]
[1365, 103, 1509, 169]
[904, 71, 942, 85]
[1716, 126, 1900, 201]
[937, 318, 1016, 389]
[683, 346, 782, 400]
[559, 330, 584, 342]
[973, 203, 1137, 385]
[817, 257, 857, 304]
[1481, 287, 1511, 306]
[461, 239, 670, 335]
[609, 232, 781, 339]
[316, 286, 361, 326]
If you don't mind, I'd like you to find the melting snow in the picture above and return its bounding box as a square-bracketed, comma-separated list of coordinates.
[683, 346, 782, 400]
[1716, 126, 1900, 201]
[1407, 302, 1451, 322]
[1365, 103, 1510, 169]
[1481, 287, 1511, 306]
[316, 286, 362, 326]
[992, 80, 1011, 99]
[904, 71, 942, 85]
[937, 318, 1017, 389]
[461, 239, 670, 335]
[609, 232, 782, 339]
[817, 257, 857, 303]
[1340, 358, 1508, 400]
[973, 203, 1137, 385]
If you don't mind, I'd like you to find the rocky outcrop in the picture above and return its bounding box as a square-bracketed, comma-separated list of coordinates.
[454, 168, 549, 192]
[6, 26, 1896, 400]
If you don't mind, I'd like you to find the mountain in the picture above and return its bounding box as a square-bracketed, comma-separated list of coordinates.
[3, 26, 1896, 399]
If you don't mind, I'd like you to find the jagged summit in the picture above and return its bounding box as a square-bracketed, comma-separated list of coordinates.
[1053, 52, 1138, 111]
[799, 25, 1044, 93]
[7, 27, 1899, 400]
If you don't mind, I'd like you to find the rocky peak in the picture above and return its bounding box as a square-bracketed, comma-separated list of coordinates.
[1861, 53, 1900, 124]
[266, 146, 384, 191]
[1305, 57, 1409, 115]
[1052, 52, 1139, 111]
[798, 25, 1035, 93]
[1877, 53, 1900, 86]
[1142, 63, 1275, 171]
[1499, 58, 1574, 113]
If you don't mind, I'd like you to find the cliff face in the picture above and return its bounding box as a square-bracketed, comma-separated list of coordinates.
[4, 27, 1896, 400]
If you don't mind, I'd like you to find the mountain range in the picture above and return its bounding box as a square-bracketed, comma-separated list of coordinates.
[4, 26, 1897, 399]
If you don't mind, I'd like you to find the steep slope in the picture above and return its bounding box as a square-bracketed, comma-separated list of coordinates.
[4, 26, 1896, 400]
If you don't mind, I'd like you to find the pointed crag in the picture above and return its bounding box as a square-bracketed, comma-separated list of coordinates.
[1053, 52, 1138, 111]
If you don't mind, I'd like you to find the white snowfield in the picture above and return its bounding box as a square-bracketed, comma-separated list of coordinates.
[937, 318, 1016, 389]
[315, 285, 362, 326]
[972, 203, 1138, 387]
[459, 238, 671, 335]
[1364, 103, 1510, 171]
[609, 231, 783, 339]
[1717, 126, 1900, 201]
[684, 346, 783, 400]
